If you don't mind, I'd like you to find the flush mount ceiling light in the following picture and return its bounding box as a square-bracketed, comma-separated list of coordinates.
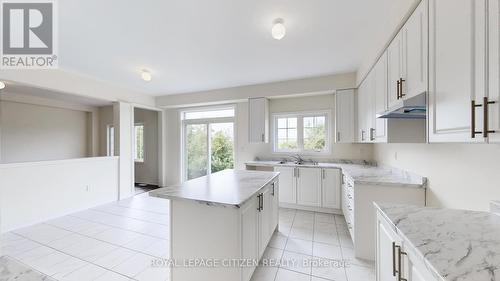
[141, 70, 152, 82]
[271, 18, 286, 40]
[0, 81, 5, 90]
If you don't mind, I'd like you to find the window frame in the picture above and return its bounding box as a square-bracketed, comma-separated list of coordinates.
[134, 123, 145, 163]
[272, 110, 331, 155]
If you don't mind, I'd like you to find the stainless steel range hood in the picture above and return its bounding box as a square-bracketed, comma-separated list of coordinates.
[377, 92, 427, 119]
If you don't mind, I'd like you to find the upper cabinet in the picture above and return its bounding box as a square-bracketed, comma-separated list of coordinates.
[374, 52, 388, 143]
[428, 0, 487, 143]
[248, 98, 269, 143]
[335, 89, 356, 143]
[387, 32, 403, 109]
[488, 0, 500, 143]
[402, 0, 428, 100]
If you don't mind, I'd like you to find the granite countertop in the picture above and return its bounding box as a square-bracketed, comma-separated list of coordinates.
[0, 256, 55, 280]
[375, 203, 500, 281]
[245, 160, 426, 188]
[149, 169, 279, 208]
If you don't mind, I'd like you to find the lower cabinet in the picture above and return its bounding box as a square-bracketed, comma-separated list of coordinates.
[275, 166, 341, 212]
[297, 167, 321, 207]
[376, 210, 437, 281]
[240, 181, 279, 281]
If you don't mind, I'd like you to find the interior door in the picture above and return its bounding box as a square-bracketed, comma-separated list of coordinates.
[321, 169, 341, 209]
[428, 0, 486, 143]
[275, 166, 296, 204]
[296, 168, 321, 207]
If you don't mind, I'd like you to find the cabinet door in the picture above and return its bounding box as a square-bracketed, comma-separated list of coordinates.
[248, 98, 269, 143]
[387, 32, 403, 109]
[428, 0, 486, 143]
[241, 195, 259, 281]
[401, 0, 428, 99]
[296, 168, 321, 207]
[376, 214, 401, 281]
[335, 89, 356, 143]
[275, 166, 296, 204]
[270, 182, 279, 231]
[365, 72, 376, 143]
[488, 0, 500, 143]
[321, 169, 341, 209]
[357, 82, 367, 142]
[258, 187, 272, 257]
[374, 52, 388, 142]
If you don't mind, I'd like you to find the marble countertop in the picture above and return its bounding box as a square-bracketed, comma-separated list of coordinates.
[150, 169, 279, 208]
[375, 203, 500, 281]
[491, 201, 500, 215]
[0, 256, 55, 280]
[245, 160, 426, 188]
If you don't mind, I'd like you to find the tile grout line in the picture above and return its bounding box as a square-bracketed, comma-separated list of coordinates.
[92, 205, 170, 225]
[8, 232, 139, 281]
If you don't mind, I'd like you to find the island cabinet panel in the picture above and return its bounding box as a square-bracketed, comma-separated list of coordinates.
[258, 187, 272, 256]
[240, 196, 259, 281]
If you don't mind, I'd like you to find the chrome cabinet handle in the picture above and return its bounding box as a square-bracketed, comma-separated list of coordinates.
[261, 134, 265, 142]
[271, 183, 275, 196]
[337, 132, 341, 142]
[398, 247, 408, 281]
[397, 80, 401, 100]
[392, 242, 398, 277]
[399, 78, 406, 99]
[483, 97, 496, 138]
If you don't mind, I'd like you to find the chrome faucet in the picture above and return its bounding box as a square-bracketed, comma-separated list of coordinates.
[289, 154, 304, 164]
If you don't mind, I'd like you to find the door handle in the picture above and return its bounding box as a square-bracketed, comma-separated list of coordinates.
[483, 97, 496, 138]
[392, 242, 398, 277]
[399, 78, 406, 99]
[397, 80, 401, 100]
[398, 247, 408, 281]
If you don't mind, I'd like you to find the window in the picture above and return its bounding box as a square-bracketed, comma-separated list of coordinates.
[182, 107, 235, 181]
[273, 111, 329, 153]
[106, 125, 114, 156]
[134, 124, 144, 162]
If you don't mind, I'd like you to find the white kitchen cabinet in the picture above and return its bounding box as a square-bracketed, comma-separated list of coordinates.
[357, 78, 369, 143]
[387, 32, 403, 109]
[275, 166, 296, 204]
[334, 89, 356, 143]
[373, 52, 388, 142]
[376, 210, 438, 281]
[240, 195, 259, 281]
[248, 98, 269, 143]
[376, 212, 401, 281]
[487, 0, 500, 143]
[321, 168, 341, 209]
[401, 0, 428, 100]
[428, 0, 487, 143]
[297, 167, 321, 207]
[258, 187, 272, 256]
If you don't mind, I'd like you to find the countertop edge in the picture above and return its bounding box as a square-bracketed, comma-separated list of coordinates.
[150, 172, 280, 208]
[373, 202, 447, 281]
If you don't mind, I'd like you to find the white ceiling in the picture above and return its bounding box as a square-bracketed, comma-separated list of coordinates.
[59, 0, 415, 96]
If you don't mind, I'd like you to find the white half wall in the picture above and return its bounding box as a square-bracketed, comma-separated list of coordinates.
[0, 157, 119, 232]
[374, 143, 500, 212]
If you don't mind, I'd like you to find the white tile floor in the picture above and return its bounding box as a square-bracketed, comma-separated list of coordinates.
[0, 193, 375, 281]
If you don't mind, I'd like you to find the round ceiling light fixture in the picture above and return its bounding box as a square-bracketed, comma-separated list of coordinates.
[0, 81, 5, 90]
[141, 70, 152, 82]
[271, 18, 286, 40]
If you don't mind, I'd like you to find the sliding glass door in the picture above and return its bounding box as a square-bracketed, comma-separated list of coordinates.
[183, 107, 235, 181]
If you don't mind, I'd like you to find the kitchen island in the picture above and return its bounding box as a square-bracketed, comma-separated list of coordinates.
[150, 169, 280, 281]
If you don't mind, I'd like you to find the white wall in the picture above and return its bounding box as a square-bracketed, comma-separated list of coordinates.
[134, 108, 159, 185]
[0, 157, 119, 232]
[374, 143, 500, 212]
[0, 100, 91, 163]
[164, 94, 373, 185]
[98, 106, 114, 157]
